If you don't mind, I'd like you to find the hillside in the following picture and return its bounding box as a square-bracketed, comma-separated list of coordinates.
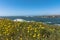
[0, 18, 60, 40]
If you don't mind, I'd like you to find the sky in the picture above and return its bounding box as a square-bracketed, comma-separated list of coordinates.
[0, 0, 60, 16]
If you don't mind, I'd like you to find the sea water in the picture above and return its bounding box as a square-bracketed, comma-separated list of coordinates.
[0, 16, 60, 24]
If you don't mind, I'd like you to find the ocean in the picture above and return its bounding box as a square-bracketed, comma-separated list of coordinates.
[0, 16, 60, 24]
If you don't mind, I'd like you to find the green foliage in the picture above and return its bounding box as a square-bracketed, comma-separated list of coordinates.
[0, 18, 60, 40]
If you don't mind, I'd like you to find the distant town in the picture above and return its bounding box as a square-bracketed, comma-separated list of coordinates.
[35, 15, 60, 18]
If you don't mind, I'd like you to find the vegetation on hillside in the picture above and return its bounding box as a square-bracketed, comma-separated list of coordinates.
[0, 18, 60, 40]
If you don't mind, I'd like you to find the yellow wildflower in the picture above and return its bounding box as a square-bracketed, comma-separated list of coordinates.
[41, 27, 45, 29]
[40, 25, 42, 27]
[6, 38, 8, 40]
[11, 37, 13, 40]
[20, 38, 22, 40]
[3, 31, 6, 34]
[53, 28, 55, 31]
[30, 28, 33, 30]
[4, 25, 7, 26]
[8, 26, 10, 28]
[37, 34, 40, 37]
[17, 29, 19, 31]
[8, 23, 11, 24]
[50, 28, 55, 32]
[33, 33, 36, 37]
[27, 30, 29, 33]
[27, 27, 30, 29]
[34, 28, 37, 32]
[6, 30, 9, 32]
[7, 33, 9, 35]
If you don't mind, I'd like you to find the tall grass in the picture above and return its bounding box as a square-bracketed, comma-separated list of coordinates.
[0, 18, 60, 40]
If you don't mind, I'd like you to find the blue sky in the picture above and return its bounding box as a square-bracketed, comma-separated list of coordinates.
[0, 0, 60, 16]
